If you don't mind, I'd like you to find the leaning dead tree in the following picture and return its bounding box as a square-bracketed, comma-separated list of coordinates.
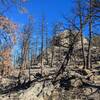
[53, 29, 79, 82]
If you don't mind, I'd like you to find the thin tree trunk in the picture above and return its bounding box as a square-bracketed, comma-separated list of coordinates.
[87, 0, 92, 69]
[78, 0, 86, 69]
[51, 45, 54, 67]
[40, 15, 45, 74]
[80, 18, 86, 69]
[28, 50, 31, 82]
[45, 25, 49, 65]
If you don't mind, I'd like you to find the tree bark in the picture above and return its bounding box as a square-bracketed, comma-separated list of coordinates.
[87, 0, 92, 69]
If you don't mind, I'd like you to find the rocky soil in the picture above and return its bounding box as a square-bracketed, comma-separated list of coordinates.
[0, 64, 100, 100]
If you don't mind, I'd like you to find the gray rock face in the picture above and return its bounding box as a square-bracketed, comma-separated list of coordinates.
[38, 30, 88, 68]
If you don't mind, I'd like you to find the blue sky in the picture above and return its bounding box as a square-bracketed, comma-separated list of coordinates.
[6, 0, 73, 22]
[4, 0, 74, 36]
[1, 0, 99, 38]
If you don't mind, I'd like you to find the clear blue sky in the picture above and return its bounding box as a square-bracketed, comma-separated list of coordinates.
[5, 0, 73, 22]
[4, 0, 74, 36]
[2, 0, 100, 38]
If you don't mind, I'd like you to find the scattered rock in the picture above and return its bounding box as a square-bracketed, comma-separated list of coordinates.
[71, 78, 83, 87]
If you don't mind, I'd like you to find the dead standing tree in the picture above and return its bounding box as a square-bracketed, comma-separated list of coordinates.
[40, 15, 45, 74]
[63, 0, 99, 69]
[45, 23, 49, 65]
[86, 0, 100, 69]
[76, 0, 87, 69]
[18, 18, 33, 84]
